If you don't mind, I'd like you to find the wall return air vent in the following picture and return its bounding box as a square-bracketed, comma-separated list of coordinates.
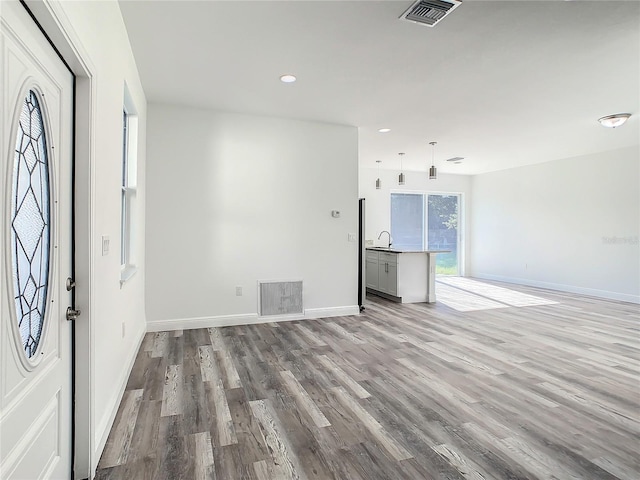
[258, 280, 303, 317]
[400, 0, 462, 27]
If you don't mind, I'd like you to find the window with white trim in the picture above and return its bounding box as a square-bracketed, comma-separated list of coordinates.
[121, 87, 138, 284]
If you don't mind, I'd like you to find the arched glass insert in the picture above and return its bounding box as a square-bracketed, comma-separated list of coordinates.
[10, 90, 51, 359]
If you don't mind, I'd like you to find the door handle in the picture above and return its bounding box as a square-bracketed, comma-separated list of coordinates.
[66, 307, 81, 322]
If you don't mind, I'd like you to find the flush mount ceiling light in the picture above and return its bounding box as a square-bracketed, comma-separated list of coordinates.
[280, 74, 297, 83]
[598, 113, 631, 128]
[376, 160, 382, 189]
[378, 128, 391, 133]
[398, 153, 406, 185]
[429, 141, 437, 180]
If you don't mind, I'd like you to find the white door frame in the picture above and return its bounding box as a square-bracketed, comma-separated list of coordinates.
[22, 1, 97, 477]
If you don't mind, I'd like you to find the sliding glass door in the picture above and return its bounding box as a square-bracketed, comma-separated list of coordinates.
[390, 193, 461, 275]
[427, 194, 459, 275]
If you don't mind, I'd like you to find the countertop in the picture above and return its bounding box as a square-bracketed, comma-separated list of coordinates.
[366, 247, 451, 254]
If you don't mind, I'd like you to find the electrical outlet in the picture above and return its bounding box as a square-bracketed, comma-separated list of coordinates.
[235, 286, 242, 296]
[101, 235, 110, 256]
[348, 233, 356, 242]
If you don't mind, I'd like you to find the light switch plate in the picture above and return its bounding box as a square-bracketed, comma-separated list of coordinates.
[101, 235, 110, 256]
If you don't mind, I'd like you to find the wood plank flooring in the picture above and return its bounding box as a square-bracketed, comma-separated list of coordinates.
[95, 280, 640, 479]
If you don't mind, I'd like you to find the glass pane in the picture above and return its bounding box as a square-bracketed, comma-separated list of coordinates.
[391, 193, 424, 250]
[121, 111, 128, 266]
[121, 189, 127, 266]
[427, 194, 459, 275]
[122, 110, 128, 188]
[10, 90, 51, 359]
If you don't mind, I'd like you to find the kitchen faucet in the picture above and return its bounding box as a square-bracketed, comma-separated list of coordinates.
[378, 230, 392, 248]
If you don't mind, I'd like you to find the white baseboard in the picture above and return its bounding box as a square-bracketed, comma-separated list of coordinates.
[474, 273, 640, 304]
[303, 305, 360, 319]
[94, 324, 147, 468]
[146, 305, 361, 332]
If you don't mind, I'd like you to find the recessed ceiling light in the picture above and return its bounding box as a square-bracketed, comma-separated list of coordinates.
[280, 74, 297, 83]
[378, 128, 391, 133]
[598, 113, 631, 128]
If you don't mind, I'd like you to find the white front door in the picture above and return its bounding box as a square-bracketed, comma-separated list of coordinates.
[0, 2, 74, 479]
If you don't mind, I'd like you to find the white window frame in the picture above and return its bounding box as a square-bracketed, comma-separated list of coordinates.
[120, 86, 138, 285]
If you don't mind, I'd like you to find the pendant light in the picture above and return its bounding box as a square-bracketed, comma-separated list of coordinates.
[376, 160, 382, 189]
[429, 141, 437, 180]
[398, 153, 406, 185]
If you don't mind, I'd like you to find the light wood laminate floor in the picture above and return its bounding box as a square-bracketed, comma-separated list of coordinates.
[95, 280, 640, 480]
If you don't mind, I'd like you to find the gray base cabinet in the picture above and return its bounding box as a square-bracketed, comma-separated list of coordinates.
[366, 250, 398, 297]
[378, 252, 398, 296]
[365, 248, 444, 303]
[365, 251, 380, 290]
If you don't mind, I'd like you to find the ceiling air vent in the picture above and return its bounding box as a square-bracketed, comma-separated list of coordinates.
[400, 0, 462, 27]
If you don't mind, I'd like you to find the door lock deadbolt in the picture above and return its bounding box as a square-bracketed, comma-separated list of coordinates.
[66, 307, 81, 322]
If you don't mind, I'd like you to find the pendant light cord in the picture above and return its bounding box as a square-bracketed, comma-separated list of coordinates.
[430, 141, 436, 167]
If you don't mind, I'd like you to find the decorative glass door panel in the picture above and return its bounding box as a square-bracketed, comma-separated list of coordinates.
[11, 90, 51, 360]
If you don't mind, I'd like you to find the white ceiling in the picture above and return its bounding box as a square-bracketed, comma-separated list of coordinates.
[119, 0, 639, 175]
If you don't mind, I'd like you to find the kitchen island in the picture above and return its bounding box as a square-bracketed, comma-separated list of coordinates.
[365, 247, 450, 303]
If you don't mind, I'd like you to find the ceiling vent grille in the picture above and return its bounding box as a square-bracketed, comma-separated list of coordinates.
[400, 0, 462, 27]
